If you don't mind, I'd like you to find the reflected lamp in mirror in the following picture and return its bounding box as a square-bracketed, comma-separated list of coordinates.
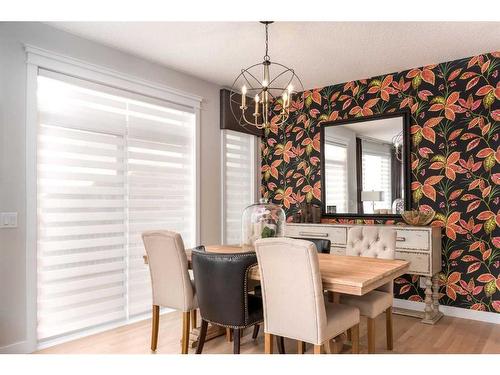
[361, 191, 384, 214]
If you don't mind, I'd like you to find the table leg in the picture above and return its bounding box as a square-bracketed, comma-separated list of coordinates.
[420, 273, 444, 325]
[423, 276, 433, 322]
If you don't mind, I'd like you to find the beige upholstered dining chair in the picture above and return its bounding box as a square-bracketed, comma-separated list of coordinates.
[254, 238, 360, 354]
[341, 226, 396, 353]
[142, 230, 198, 354]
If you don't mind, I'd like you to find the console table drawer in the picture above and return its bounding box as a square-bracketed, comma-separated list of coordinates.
[285, 225, 347, 245]
[395, 229, 430, 251]
[396, 251, 430, 275]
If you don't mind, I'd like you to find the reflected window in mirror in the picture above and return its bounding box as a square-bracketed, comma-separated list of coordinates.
[324, 141, 348, 213]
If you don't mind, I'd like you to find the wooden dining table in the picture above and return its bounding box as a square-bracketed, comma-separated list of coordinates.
[144, 244, 410, 352]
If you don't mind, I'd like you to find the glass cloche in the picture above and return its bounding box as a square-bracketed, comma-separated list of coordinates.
[241, 198, 286, 251]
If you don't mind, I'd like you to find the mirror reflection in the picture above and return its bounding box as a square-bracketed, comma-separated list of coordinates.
[323, 116, 405, 215]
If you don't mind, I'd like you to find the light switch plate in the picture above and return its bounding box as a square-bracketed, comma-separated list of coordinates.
[0, 212, 18, 228]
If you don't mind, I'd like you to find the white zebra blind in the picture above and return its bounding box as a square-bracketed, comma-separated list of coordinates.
[36, 70, 196, 340]
[222, 130, 256, 245]
[324, 142, 348, 213]
[362, 140, 392, 212]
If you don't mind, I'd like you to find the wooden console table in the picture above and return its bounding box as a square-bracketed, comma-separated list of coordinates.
[286, 223, 443, 324]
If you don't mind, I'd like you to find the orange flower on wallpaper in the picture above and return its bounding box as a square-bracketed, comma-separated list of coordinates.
[429, 151, 464, 180]
[302, 181, 321, 203]
[367, 75, 397, 101]
[411, 175, 443, 202]
[429, 92, 464, 121]
[273, 141, 295, 163]
[439, 271, 462, 301]
[349, 98, 380, 116]
[274, 187, 295, 209]
[406, 65, 436, 89]
[433, 212, 466, 240]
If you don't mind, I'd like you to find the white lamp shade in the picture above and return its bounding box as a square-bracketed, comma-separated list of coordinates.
[361, 191, 384, 202]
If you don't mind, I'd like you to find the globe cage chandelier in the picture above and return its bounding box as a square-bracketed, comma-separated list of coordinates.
[229, 21, 304, 131]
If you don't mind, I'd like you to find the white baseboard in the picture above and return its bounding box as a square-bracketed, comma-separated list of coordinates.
[394, 298, 500, 324]
[0, 340, 36, 354]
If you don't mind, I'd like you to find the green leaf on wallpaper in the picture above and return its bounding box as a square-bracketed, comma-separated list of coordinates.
[431, 155, 447, 163]
[264, 170, 270, 181]
[412, 188, 423, 203]
[306, 191, 313, 203]
[431, 96, 446, 105]
[305, 95, 312, 108]
[412, 75, 422, 89]
[484, 280, 496, 297]
[483, 91, 495, 108]
[484, 217, 496, 234]
[306, 143, 313, 155]
[412, 131, 423, 147]
[319, 114, 328, 122]
[483, 154, 495, 171]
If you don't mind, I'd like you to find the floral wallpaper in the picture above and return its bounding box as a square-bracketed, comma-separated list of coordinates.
[260, 52, 500, 312]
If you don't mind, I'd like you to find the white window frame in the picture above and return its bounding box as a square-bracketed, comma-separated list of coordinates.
[220, 129, 260, 245]
[25, 45, 202, 351]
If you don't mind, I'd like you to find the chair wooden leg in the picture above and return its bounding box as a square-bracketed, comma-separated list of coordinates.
[367, 317, 376, 354]
[297, 341, 306, 354]
[313, 344, 322, 354]
[277, 336, 286, 354]
[196, 320, 208, 354]
[181, 311, 190, 354]
[151, 305, 159, 351]
[252, 324, 260, 339]
[347, 328, 352, 341]
[265, 333, 274, 354]
[226, 328, 233, 342]
[233, 328, 241, 354]
[191, 309, 197, 330]
[351, 324, 359, 354]
[386, 307, 393, 350]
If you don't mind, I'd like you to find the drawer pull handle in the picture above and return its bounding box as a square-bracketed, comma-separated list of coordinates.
[396, 237, 406, 242]
[298, 231, 329, 238]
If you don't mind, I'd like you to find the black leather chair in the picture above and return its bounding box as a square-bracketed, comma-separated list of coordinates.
[291, 237, 331, 254]
[192, 250, 263, 354]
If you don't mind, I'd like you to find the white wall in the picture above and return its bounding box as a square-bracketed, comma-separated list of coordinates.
[0, 22, 222, 352]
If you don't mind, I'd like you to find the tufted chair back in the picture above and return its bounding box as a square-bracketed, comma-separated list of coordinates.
[254, 238, 328, 344]
[142, 230, 196, 312]
[346, 227, 396, 293]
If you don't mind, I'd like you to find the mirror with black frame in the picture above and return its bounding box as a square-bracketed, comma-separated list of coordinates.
[320, 112, 411, 218]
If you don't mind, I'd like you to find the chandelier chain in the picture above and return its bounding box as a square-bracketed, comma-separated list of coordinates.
[264, 22, 270, 61]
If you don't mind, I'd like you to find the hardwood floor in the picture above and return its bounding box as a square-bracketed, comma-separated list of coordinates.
[37, 311, 500, 354]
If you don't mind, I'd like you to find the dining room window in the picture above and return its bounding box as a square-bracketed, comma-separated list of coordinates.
[221, 130, 258, 245]
[324, 141, 349, 213]
[36, 70, 197, 341]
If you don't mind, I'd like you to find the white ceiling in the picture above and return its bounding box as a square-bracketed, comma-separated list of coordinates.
[48, 22, 500, 90]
